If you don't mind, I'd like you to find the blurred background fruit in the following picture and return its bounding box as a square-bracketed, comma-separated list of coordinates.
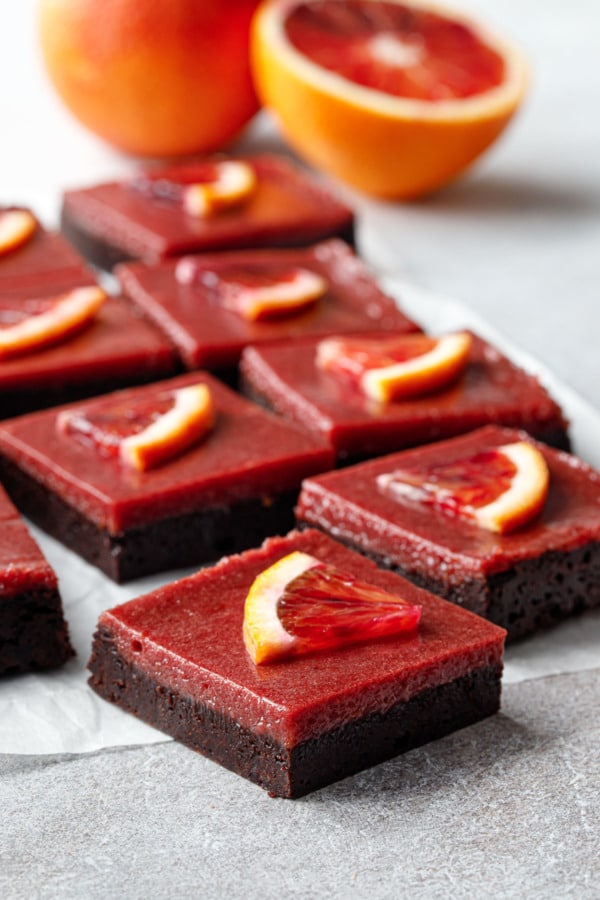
[38, 0, 261, 158]
[252, 0, 528, 198]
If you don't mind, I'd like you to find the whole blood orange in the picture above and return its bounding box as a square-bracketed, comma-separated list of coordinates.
[38, 0, 261, 157]
[252, 0, 529, 197]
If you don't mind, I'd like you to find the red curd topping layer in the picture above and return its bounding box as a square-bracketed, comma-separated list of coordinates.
[62, 155, 354, 263]
[117, 241, 419, 370]
[0, 210, 91, 290]
[0, 373, 334, 533]
[96, 529, 505, 746]
[296, 426, 600, 582]
[0, 294, 177, 392]
[0, 485, 57, 598]
[240, 331, 568, 454]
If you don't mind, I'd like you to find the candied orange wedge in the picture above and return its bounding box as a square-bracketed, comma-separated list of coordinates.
[0, 209, 37, 256]
[58, 383, 215, 472]
[317, 332, 472, 402]
[0, 286, 105, 359]
[182, 161, 257, 217]
[378, 440, 550, 534]
[243, 550, 421, 664]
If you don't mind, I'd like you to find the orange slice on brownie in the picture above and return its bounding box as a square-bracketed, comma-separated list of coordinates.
[57, 383, 215, 471]
[317, 332, 471, 402]
[378, 439, 550, 533]
[182, 161, 257, 217]
[0, 209, 38, 256]
[0, 286, 106, 359]
[243, 550, 421, 663]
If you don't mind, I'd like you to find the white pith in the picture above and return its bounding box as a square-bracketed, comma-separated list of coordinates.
[0, 285, 106, 356]
[244, 551, 320, 658]
[474, 441, 549, 532]
[0, 209, 36, 252]
[119, 383, 213, 469]
[259, 0, 529, 120]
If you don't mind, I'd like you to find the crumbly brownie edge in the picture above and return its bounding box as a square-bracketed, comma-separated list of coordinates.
[0, 587, 74, 676]
[0, 454, 300, 583]
[297, 523, 600, 641]
[88, 622, 502, 798]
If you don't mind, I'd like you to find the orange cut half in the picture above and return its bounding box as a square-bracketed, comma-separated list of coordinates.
[182, 160, 258, 217]
[0, 286, 106, 359]
[243, 550, 421, 664]
[0, 209, 37, 256]
[317, 332, 471, 402]
[252, 0, 529, 198]
[58, 383, 215, 471]
[378, 440, 550, 533]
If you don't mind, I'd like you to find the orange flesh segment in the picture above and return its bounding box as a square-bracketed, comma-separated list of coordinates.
[378, 440, 550, 533]
[243, 550, 421, 664]
[119, 384, 215, 471]
[182, 161, 257, 217]
[0, 210, 37, 256]
[285, 0, 506, 101]
[0, 286, 105, 359]
[317, 332, 471, 402]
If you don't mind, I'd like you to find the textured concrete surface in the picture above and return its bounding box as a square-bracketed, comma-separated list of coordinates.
[2, 670, 599, 900]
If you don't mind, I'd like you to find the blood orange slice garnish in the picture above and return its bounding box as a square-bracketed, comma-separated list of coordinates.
[243, 550, 421, 664]
[377, 440, 550, 533]
[176, 257, 327, 320]
[132, 161, 257, 217]
[317, 332, 471, 402]
[0, 209, 38, 256]
[252, 0, 528, 197]
[0, 286, 106, 359]
[57, 383, 215, 471]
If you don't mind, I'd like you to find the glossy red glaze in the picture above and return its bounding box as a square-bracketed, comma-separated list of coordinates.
[60, 394, 174, 456]
[62, 155, 354, 264]
[97, 529, 505, 745]
[0, 484, 57, 598]
[240, 331, 568, 456]
[0, 373, 334, 533]
[297, 426, 600, 581]
[286, 1, 505, 101]
[0, 208, 91, 291]
[118, 241, 419, 370]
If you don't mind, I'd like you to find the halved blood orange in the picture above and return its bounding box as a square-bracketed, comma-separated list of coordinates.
[57, 383, 215, 471]
[0, 286, 106, 359]
[378, 440, 550, 533]
[243, 550, 421, 663]
[176, 257, 327, 320]
[0, 209, 38, 256]
[316, 331, 471, 402]
[252, 0, 529, 198]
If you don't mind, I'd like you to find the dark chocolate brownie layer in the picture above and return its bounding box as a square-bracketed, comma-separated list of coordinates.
[301, 526, 600, 642]
[0, 454, 300, 582]
[61, 208, 355, 272]
[0, 587, 73, 676]
[89, 622, 501, 798]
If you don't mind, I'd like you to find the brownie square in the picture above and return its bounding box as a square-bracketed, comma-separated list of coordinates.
[88, 528, 506, 798]
[0, 483, 72, 675]
[0, 373, 335, 582]
[0, 281, 179, 419]
[61, 154, 355, 270]
[117, 240, 420, 373]
[241, 330, 570, 461]
[296, 426, 600, 640]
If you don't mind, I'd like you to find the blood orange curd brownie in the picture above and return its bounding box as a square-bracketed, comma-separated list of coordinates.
[240, 330, 570, 462]
[0, 482, 72, 675]
[61, 154, 355, 270]
[88, 528, 506, 798]
[116, 240, 419, 374]
[296, 426, 600, 640]
[0, 206, 91, 292]
[0, 275, 179, 419]
[0, 373, 334, 582]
